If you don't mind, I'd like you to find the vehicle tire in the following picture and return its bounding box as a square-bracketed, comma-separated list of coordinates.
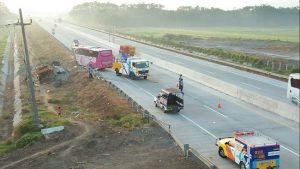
[155, 102, 158, 107]
[144, 76, 147, 79]
[129, 72, 135, 80]
[115, 68, 120, 76]
[239, 162, 246, 169]
[218, 148, 226, 158]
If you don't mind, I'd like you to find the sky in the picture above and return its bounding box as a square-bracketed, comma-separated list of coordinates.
[1, 0, 299, 16]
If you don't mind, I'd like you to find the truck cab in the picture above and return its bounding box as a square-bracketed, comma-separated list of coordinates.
[216, 131, 280, 169]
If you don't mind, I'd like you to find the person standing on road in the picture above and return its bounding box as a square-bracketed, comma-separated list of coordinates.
[88, 65, 93, 79]
[178, 74, 184, 93]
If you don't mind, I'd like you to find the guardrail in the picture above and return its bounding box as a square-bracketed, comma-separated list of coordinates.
[93, 70, 219, 169]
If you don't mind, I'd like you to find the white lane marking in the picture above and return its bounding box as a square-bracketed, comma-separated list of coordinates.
[224, 69, 285, 89]
[125, 78, 156, 98]
[281, 145, 300, 157]
[204, 105, 227, 118]
[179, 114, 217, 139]
[240, 82, 262, 90]
[200, 69, 215, 75]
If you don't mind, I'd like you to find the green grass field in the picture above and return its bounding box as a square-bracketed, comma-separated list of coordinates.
[118, 26, 299, 42]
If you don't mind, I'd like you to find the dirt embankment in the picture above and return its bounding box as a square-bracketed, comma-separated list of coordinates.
[0, 24, 203, 168]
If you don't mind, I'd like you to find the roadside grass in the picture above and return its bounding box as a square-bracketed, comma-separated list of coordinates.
[0, 102, 70, 155]
[0, 31, 8, 70]
[47, 98, 61, 104]
[110, 113, 148, 129]
[119, 26, 299, 42]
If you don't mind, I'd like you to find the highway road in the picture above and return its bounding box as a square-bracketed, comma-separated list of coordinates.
[37, 20, 299, 169]
[50, 22, 293, 105]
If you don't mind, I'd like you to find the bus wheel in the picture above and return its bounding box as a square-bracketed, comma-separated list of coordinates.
[239, 162, 246, 169]
[218, 148, 226, 158]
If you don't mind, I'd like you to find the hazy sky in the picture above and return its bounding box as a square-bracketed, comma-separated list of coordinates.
[2, 0, 299, 16]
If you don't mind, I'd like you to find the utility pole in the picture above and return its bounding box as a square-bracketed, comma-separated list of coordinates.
[17, 8, 40, 127]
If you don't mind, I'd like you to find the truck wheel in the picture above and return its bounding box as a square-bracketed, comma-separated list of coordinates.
[239, 162, 246, 169]
[129, 72, 135, 80]
[144, 76, 147, 79]
[163, 107, 167, 113]
[218, 148, 226, 158]
[115, 68, 120, 76]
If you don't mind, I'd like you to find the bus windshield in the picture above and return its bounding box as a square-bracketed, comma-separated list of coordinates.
[291, 78, 300, 89]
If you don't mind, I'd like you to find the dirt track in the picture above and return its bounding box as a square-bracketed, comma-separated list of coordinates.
[1, 121, 203, 169]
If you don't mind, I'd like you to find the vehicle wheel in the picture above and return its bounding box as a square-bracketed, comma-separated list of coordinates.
[218, 148, 226, 158]
[155, 102, 158, 107]
[115, 68, 119, 76]
[239, 162, 246, 169]
[144, 76, 147, 79]
[129, 72, 135, 80]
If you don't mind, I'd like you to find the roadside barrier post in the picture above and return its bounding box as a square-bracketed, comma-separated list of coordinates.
[184, 144, 189, 160]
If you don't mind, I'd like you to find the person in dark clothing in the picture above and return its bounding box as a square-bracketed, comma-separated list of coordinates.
[178, 74, 183, 93]
[88, 65, 93, 79]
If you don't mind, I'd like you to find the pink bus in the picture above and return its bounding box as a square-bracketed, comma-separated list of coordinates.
[73, 46, 114, 70]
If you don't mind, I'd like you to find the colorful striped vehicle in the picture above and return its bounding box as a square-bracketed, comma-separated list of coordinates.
[216, 131, 280, 169]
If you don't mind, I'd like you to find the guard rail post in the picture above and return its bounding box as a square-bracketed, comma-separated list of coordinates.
[184, 144, 189, 160]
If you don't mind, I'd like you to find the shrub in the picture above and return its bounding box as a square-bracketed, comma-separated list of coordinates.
[15, 132, 43, 148]
[47, 98, 61, 104]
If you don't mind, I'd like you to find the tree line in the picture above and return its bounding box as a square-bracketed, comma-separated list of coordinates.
[0, 2, 14, 21]
[69, 2, 299, 27]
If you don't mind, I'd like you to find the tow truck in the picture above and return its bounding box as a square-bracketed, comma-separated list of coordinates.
[112, 45, 150, 79]
[216, 131, 280, 169]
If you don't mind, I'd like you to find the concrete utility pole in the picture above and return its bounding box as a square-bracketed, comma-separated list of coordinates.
[17, 9, 40, 127]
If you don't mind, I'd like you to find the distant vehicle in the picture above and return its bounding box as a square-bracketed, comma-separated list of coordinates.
[72, 40, 79, 47]
[73, 46, 114, 70]
[216, 131, 280, 169]
[287, 73, 299, 105]
[154, 88, 184, 113]
[51, 28, 55, 35]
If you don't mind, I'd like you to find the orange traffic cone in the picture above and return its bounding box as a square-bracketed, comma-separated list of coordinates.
[217, 100, 222, 108]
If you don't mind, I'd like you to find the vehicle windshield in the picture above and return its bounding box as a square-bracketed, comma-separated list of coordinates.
[135, 61, 149, 68]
